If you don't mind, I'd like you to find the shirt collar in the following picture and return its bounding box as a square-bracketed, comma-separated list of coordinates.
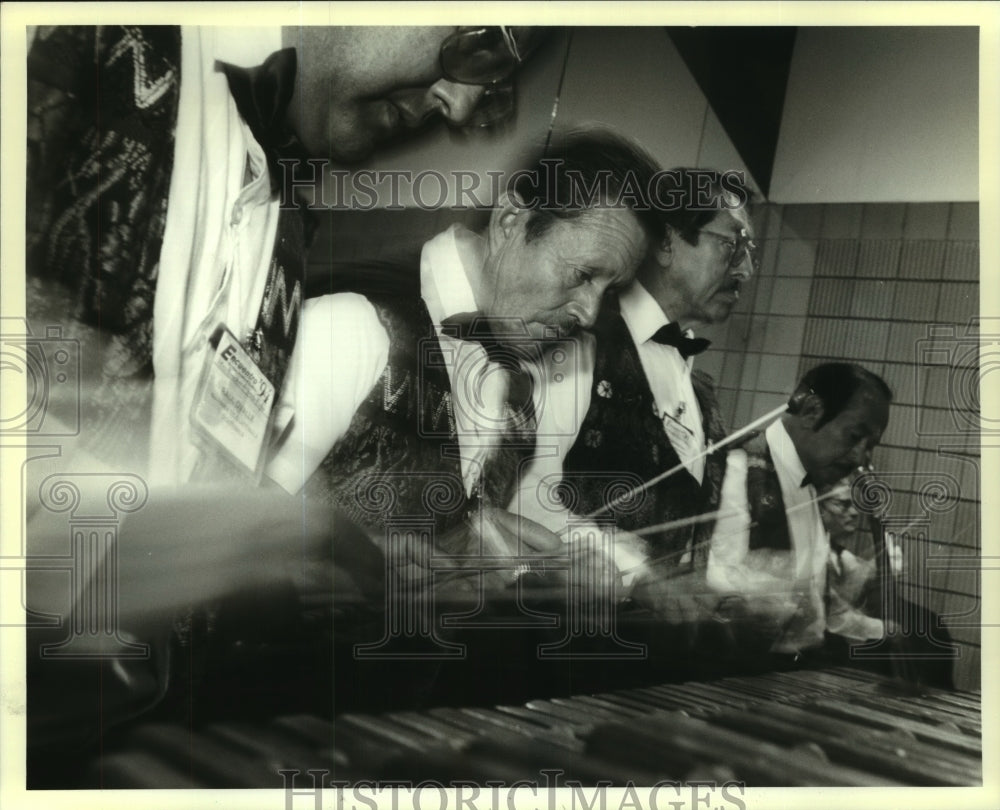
[619, 281, 671, 344]
[766, 419, 812, 491]
[420, 224, 481, 326]
[619, 281, 697, 364]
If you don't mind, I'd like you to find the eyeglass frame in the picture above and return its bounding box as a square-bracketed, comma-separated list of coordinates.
[698, 225, 761, 276]
[439, 26, 524, 85]
[438, 27, 524, 128]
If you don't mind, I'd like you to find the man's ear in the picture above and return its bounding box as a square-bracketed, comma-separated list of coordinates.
[796, 393, 826, 430]
[487, 190, 528, 251]
[653, 226, 674, 268]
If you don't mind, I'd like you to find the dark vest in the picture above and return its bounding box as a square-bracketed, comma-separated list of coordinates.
[305, 295, 470, 534]
[27, 27, 182, 467]
[27, 27, 310, 475]
[741, 432, 793, 552]
[560, 308, 728, 570]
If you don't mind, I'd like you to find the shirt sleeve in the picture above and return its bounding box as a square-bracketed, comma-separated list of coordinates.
[266, 293, 389, 493]
[706, 448, 797, 594]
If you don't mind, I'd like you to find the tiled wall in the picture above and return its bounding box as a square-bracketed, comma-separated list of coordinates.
[309, 203, 982, 690]
[699, 202, 982, 690]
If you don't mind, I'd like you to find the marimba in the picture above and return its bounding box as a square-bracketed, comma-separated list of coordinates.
[83, 666, 980, 788]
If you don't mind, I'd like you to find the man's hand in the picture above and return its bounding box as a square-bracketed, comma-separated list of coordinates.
[26, 486, 385, 628]
[404, 507, 568, 594]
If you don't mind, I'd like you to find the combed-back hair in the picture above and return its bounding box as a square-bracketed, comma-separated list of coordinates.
[791, 362, 893, 429]
[510, 126, 665, 243]
[654, 167, 755, 246]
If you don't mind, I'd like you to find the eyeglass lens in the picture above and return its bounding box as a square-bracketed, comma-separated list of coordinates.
[441, 28, 520, 86]
[462, 83, 515, 129]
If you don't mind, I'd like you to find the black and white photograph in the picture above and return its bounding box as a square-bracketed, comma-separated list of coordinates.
[1, 3, 997, 808]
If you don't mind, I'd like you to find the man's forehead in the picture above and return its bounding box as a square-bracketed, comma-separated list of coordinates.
[713, 206, 754, 236]
[561, 206, 646, 241]
[553, 209, 646, 272]
[843, 387, 891, 429]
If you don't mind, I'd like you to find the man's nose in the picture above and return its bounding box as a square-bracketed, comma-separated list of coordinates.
[730, 251, 755, 282]
[428, 79, 486, 126]
[848, 442, 872, 470]
[572, 288, 604, 330]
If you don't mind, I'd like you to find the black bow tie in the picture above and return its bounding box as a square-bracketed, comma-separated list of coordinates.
[217, 49, 310, 196]
[651, 322, 711, 359]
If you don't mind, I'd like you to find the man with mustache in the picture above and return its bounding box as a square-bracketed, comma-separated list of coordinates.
[706, 362, 893, 655]
[266, 129, 663, 563]
[22, 24, 550, 759]
[542, 169, 757, 581]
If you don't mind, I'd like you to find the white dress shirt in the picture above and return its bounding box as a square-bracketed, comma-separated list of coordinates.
[515, 282, 721, 580]
[618, 283, 706, 483]
[509, 325, 651, 579]
[706, 419, 830, 652]
[151, 28, 283, 485]
[267, 224, 514, 497]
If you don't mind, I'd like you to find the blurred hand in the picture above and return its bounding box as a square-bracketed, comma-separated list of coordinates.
[26, 485, 385, 628]
[420, 506, 568, 592]
[630, 565, 727, 624]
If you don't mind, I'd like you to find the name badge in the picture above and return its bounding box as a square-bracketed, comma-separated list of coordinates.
[191, 325, 275, 476]
[662, 411, 693, 460]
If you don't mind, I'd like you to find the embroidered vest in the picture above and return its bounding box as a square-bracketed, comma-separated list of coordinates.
[27, 27, 311, 477]
[27, 26, 182, 466]
[305, 295, 469, 535]
[740, 432, 793, 552]
[560, 309, 727, 570]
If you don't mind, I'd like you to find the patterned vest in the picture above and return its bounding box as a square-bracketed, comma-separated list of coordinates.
[27, 27, 310, 475]
[741, 432, 793, 552]
[560, 309, 728, 570]
[305, 295, 470, 535]
[27, 26, 182, 465]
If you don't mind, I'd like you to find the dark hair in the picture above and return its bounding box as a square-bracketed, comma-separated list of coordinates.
[510, 127, 664, 243]
[790, 362, 893, 429]
[656, 167, 755, 247]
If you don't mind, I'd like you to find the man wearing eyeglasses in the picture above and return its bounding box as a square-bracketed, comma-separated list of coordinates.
[26, 25, 542, 486]
[288, 26, 536, 164]
[23, 23, 549, 756]
[537, 169, 757, 585]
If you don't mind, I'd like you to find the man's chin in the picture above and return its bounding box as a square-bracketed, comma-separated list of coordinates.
[320, 125, 378, 165]
[708, 299, 738, 323]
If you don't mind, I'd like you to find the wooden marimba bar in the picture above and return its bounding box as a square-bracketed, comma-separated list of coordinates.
[86, 666, 981, 789]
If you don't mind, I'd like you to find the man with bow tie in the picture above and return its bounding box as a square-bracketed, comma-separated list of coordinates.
[705, 362, 893, 656]
[266, 129, 663, 570]
[538, 169, 757, 582]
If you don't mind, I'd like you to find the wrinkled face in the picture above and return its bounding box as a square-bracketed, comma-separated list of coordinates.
[796, 388, 890, 488]
[483, 205, 648, 339]
[289, 27, 490, 162]
[653, 207, 756, 328]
